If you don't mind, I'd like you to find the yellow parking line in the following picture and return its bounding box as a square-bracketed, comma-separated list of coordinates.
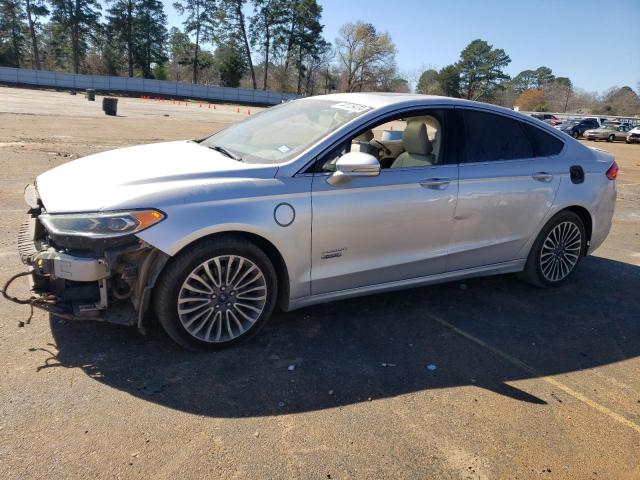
[427, 313, 640, 435]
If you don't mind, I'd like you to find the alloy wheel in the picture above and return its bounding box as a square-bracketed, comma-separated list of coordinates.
[539, 221, 582, 282]
[177, 255, 267, 343]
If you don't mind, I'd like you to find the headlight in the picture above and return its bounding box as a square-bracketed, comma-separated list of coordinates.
[39, 210, 165, 238]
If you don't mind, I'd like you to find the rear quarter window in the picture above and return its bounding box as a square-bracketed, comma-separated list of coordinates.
[523, 124, 564, 157]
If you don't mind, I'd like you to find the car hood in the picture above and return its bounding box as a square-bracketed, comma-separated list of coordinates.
[36, 141, 279, 213]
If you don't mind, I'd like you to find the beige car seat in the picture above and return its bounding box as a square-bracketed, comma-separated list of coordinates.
[351, 130, 376, 157]
[424, 116, 441, 161]
[391, 122, 435, 168]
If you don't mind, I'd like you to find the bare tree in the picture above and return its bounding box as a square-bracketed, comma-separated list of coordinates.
[335, 21, 396, 92]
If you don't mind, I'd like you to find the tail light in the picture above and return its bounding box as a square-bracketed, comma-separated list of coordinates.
[605, 161, 618, 180]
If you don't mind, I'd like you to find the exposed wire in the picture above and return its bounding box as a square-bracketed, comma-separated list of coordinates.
[1, 271, 76, 322]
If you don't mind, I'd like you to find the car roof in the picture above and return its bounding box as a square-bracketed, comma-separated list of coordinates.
[300, 92, 516, 114]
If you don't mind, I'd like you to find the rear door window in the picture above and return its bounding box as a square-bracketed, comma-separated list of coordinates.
[461, 109, 534, 162]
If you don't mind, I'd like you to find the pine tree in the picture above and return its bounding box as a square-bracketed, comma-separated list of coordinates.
[457, 39, 511, 101]
[0, 0, 27, 67]
[133, 0, 167, 78]
[250, 0, 286, 90]
[219, 0, 256, 89]
[24, 0, 48, 69]
[173, 0, 217, 84]
[105, 0, 136, 76]
[49, 0, 101, 73]
[292, 0, 324, 94]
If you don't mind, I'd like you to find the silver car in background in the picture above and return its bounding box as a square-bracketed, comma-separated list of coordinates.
[9, 93, 618, 349]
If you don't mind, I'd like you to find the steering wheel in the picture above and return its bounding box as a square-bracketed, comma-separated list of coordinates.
[370, 139, 391, 157]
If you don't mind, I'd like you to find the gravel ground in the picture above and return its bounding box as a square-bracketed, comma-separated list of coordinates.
[0, 86, 639, 479]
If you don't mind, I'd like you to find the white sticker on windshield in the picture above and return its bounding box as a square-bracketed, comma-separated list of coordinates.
[331, 102, 370, 114]
[277, 145, 291, 153]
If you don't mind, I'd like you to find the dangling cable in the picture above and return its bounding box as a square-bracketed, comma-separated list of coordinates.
[1, 271, 76, 322]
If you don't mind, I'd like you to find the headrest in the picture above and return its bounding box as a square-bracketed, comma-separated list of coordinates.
[423, 116, 440, 137]
[353, 130, 374, 143]
[402, 122, 432, 156]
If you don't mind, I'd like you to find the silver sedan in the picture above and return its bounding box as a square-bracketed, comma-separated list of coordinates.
[11, 94, 617, 349]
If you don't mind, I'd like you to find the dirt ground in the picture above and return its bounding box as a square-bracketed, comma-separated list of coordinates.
[0, 86, 639, 480]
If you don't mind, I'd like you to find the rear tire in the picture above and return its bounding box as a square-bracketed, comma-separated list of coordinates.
[607, 134, 615, 142]
[153, 235, 278, 350]
[518, 211, 586, 288]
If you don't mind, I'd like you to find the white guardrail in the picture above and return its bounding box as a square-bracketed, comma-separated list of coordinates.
[0, 66, 300, 105]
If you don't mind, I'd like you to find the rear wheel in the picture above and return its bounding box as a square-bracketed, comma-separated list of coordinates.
[607, 134, 615, 142]
[153, 236, 277, 350]
[519, 211, 585, 288]
[571, 130, 579, 139]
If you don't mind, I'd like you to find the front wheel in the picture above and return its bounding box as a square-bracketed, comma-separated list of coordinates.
[571, 131, 579, 139]
[518, 211, 586, 288]
[153, 236, 278, 350]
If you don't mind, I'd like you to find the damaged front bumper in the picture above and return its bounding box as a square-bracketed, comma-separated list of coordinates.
[16, 206, 168, 331]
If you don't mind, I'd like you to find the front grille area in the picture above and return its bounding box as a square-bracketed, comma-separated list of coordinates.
[17, 217, 38, 260]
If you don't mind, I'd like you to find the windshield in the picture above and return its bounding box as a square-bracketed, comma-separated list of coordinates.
[201, 99, 373, 164]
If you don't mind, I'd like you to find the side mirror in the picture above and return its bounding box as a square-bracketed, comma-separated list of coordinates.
[327, 151, 380, 186]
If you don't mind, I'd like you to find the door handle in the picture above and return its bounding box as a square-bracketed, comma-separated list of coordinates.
[532, 172, 554, 182]
[419, 178, 451, 189]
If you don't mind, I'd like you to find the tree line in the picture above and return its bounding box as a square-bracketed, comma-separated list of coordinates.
[1, 2, 638, 114]
[0, 0, 330, 94]
[413, 39, 640, 116]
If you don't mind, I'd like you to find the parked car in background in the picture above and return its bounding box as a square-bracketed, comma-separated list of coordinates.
[557, 118, 600, 138]
[7, 94, 618, 349]
[532, 113, 562, 125]
[584, 124, 631, 142]
[627, 125, 640, 144]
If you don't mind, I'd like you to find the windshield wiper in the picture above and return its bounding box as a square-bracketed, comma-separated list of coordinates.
[207, 145, 243, 162]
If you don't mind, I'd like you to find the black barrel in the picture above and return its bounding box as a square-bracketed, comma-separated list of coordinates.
[86, 89, 96, 101]
[102, 97, 118, 116]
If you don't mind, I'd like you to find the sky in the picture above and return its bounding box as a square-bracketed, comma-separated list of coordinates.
[163, 0, 640, 94]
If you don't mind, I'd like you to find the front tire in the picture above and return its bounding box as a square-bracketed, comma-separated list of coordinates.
[519, 211, 586, 288]
[153, 236, 278, 350]
[571, 131, 579, 139]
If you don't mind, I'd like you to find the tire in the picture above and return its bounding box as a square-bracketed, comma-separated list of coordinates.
[102, 97, 118, 116]
[153, 235, 278, 350]
[607, 134, 615, 142]
[571, 131, 579, 139]
[518, 211, 586, 288]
